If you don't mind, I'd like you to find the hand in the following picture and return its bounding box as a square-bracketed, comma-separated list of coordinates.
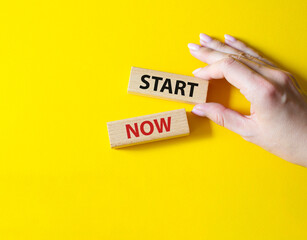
[188, 33, 307, 167]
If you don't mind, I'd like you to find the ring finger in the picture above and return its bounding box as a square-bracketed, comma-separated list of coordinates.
[188, 43, 273, 67]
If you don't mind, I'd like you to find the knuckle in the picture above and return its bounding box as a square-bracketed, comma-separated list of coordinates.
[213, 107, 227, 127]
[222, 56, 236, 67]
[214, 113, 225, 127]
[246, 54, 255, 61]
[246, 55, 259, 62]
[214, 40, 226, 50]
[199, 46, 213, 55]
[255, 61, 264, 70]
[273, 70, 291, 85]
[261, 81, 278, 100]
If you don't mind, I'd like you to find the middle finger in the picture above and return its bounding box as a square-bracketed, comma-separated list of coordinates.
[199, 33, 272, 67]
[188, 43, 270, 67]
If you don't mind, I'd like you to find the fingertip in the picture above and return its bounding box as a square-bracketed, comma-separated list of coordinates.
[199, 33, 212, 43]
[191, 108, 206, 117]
[224, 34, 236, 42]
[192, 104, 207, 117]
[192, 68, 202, 75]
[188, 43, 201, 51]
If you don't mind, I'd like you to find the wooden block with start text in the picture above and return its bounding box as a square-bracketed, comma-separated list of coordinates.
[128, 67, 209, 104]
[107, 109, 190, 148]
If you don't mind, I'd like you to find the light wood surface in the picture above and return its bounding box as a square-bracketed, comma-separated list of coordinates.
[128, 67, 209, 104]
[107, 109, 190, 148]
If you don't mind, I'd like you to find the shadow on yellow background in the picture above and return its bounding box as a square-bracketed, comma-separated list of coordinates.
[122, 78, 233, 150]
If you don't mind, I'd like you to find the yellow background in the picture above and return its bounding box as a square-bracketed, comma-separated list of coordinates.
[0, 0, 307, 239]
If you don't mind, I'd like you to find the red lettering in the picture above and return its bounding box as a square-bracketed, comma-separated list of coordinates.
[126, 117, 171, 139]
[154, 117, 171, 133]
[140, 121, 154, 135]
[125, 123, 139, 139]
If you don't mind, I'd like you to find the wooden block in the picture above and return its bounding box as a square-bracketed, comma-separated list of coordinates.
[107, 109, 190, 148]
[128, 66, 209, 104]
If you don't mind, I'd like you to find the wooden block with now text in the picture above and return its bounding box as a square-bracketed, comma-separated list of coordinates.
[128, 67, 209, 104]
[107, 109, 190, 148]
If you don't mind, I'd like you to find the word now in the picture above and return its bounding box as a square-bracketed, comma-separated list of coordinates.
[126, 117, 171, 139]
[107, 109, 190, 148]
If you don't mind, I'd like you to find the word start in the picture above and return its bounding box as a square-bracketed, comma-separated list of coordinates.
[140, 75, 199, 97]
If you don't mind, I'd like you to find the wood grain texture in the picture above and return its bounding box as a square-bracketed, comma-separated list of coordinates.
[107, 109, 190, 148]
[128, 67, 209, 104]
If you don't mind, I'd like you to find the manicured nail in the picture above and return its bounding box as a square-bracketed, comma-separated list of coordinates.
[192, 68, 202, 75]
[191, 108, 206, 117]
[199, 33, 212, 43]
[224, 34, 236, 42]
[188, 43, 201, 51]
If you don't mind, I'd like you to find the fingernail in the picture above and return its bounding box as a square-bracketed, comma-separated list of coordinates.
[192, 106, 207, 117]
[188, 43, 201, 51]
[199, 33, 212, 42]
[192, 68, 202, 75]
[224, 34, 236, 42]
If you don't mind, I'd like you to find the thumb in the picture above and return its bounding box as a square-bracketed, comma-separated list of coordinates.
[192, 102, 253, 137]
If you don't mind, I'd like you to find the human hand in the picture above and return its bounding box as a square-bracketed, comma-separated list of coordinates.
[188, 33, 307, 167]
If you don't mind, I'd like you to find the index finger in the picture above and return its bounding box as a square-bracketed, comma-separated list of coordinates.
[193, 56, 273, 104]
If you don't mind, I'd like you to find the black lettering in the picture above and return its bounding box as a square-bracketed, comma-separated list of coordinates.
[152, 76, 163, 91]
[187, 82, 199, 97]
[174, 80, 186, 95]
[140, 75, 150, 89]
[160, 78, 172, 94]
